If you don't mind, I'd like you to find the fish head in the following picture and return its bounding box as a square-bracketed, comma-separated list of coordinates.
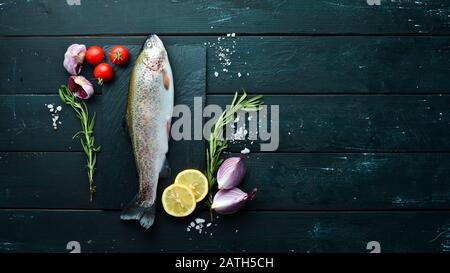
[141, 34, 167, 72]
[144, 34, 165, 51]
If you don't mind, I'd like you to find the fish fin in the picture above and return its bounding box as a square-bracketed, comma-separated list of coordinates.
[139, 205, 156, 229]
[159, 157, 171, 178]
[166, 121, 171, 140]
[122, 116, 131, 142]
[120, 194, 144, 221]
[162, 69, 170, 91]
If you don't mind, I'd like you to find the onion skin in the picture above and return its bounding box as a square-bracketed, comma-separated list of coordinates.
[63, 44, 86, 75]
[217, 157, 246, 190]
[211, 188, 257, 214]
[68, 76, 94, 100]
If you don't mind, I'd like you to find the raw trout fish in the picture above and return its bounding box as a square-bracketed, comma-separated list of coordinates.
[121, 35, 174, 229]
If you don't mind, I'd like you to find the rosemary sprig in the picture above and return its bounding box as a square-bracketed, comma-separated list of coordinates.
[58, 85, 101, 202]
[205, 90, 263, 212]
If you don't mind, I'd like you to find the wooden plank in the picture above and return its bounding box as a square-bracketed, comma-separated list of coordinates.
[0, 210, 449, 252]
[97, 45, 206, 209]
[2, 37, 450, 95]
[2, 152, 450, 210]
[206, 36, 450, 94]
[0, 94, 98, 151]
[3, 94, 450, 152]
[1, 0, 450, 35]
[0, 152, 99, 208]
[238, 153, 450, 210]
[209, 95, 450, 152]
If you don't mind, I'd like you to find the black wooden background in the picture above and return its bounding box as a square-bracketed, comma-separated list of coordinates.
[1, 0, 450, 253]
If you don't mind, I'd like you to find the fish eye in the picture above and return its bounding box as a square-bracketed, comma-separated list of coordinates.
[146, 41, 153, 48]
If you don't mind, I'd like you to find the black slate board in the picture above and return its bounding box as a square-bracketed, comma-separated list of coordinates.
[0, 45, 206, 209]
[97, 45, 206, 209]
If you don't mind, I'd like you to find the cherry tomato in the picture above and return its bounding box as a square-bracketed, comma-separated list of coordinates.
[109, 45, 129, 66]
[85, 46, 105, 65]
[94, 63, 114, 85]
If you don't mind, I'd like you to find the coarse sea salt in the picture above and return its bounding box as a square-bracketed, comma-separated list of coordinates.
[186, 218, 213, 235]
[204, 33, 250, 78]
[241, 148, 250, 154]
[195, 218, 206, 224]
[232, 127, 248, 141]
[45, 104, 63, 130]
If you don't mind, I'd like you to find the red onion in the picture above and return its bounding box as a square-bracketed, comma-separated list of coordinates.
[211, 188, 257, 214]
[63, 44, 86, 75]
[68, 76, 94, 100]
[217, 156, 246, 190]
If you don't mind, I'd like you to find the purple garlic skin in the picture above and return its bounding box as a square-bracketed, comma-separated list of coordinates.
[217, 156, 246, 190]
[211, 188, 257, 214]
[63, 44, 86, 75]
[68, 76, 94, 100]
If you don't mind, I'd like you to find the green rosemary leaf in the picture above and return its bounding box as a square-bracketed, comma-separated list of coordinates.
[59, 85, 100, 202]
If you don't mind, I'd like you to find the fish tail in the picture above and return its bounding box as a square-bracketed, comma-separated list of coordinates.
[120, 195, 156, 229]
[139, 205, 156, 229]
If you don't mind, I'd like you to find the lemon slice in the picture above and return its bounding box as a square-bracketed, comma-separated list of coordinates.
[162, 184, 196, 217]
[174, 169, 209, 202]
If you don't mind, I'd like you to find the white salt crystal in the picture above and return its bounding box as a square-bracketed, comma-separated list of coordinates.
[232, 127, 248, 140]
[56, 106, 62, 111]
[187, 227, 190, 232]
[50, 108, 54, 112]
[47, 104, 53, 109]
[237, 72, 242, 78]
[195, 218, 205, 224]
[214, 71, 219, 77]
[190, 222, 195, 227]
[241, 148, 250, 154]
[206, 223, 212, 227]
[231, 33, 236, 37]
